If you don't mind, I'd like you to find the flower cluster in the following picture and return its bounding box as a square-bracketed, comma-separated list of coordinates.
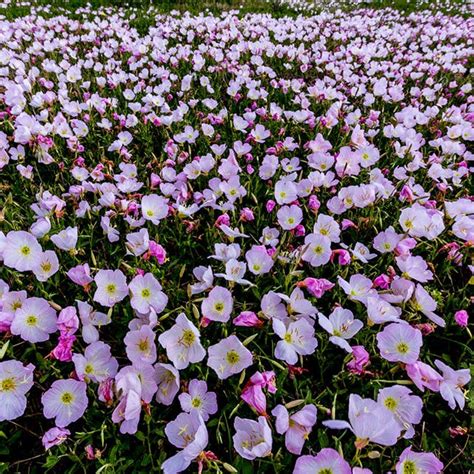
[0, 0, 472, 472]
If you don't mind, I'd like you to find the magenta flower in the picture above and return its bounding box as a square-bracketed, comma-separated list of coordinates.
[347, 345, 371, 374]
[158, 313, 205, 370]
[0, 360, 34, 421]
[233, 311, 263, 327]
[124, 325, 157, 365]
[178, 379, 217, 421]
[233, 416, 272, 460]
[454, 309, 469, 327]
[297, 277, 334, 298]
[241, 370, 276, 415]
[201, 286, 233, 322]
[93, 269, 128, 307]
[42, 379, 88, 427]
[293, 448, 351, 474]
[11, 297, 57, 343]
[273, 318, 318, 365]
[57, 306, 79, 335]
[377, 323, 422, 364]
[272, 403, 317, 455]
[42, 427, 70, 450]
[396, 447, 443, 474]
[207, 335, 253, 380]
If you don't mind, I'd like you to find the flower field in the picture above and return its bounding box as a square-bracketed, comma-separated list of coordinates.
[0, 0, 472, 472]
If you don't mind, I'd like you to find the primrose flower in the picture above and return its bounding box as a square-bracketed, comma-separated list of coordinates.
[158, 313, 206, 370]
[42, 379, 88, 427]
[162, 412, 208, 474]
[396, 255, 433, 283]
[273, 318, 318, 365]
[0, 360, 34, 421]
[207, 335, 253, 380]
[141, 194, 169, 224]
[11, 297, 57, 343]
[124, 325, 157, 365]
[412, 284, 445, 327]
[67, 263, 93, 288]
[201, 286, 233, 322]
[405, 361, 442, 392]
[128, 273, 168, 314]
[32, 250, 59, 282]
[178, 379, 217, 421]
[272, 403, 317, 455]
[293, 448, 351, 474]
[367, 296, 402, 324]
[245, 245, 274, 275]
[73, 341, 118, 383]
[297, 277, 334, 298]
[318, 307, 363, 352]
[155, 363, 180, 405]
[377, 323, 422, 364]
[277, 205, 303, 231]
[338, 274, 375, 303]
[241, 371, 276, 415]
[42, 427, 70, 450]
[233, 416, 272, 460]
[93, 269, 128, 307]
[3, 230, 42, 272]
[323, 394, 401, 447]
[301, 234, 332, 267]
[377, 385, 423, 438]
[50, 226, 78, 251]
[434, 359, 471, 410]
[396, 447, 443, 474]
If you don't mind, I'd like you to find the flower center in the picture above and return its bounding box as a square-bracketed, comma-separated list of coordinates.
[284, 332, 292, 343]
[26, 315, 38, 326]
[61, 392, 74, 404]
[396, 342, 409, 354]
[106, 284, 117, 295]
[84, 364, 94, 374]
[191, 397, 202, 408]
[384, 396, 398, 411]
[141, 288, 151, 298]
[226, 350, 240, 365]
[402, 460, 417, 474]
[138, 339, 149, 353]
[21, 246, 31, 256]
[313, 245, 323, 255]
[1, 378, 16, 392]
[214, 302, 224, 313]
[181, 329, 195, 346]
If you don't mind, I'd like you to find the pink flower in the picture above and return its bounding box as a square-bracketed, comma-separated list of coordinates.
[454, 310, 468, 327]
[241, 371, 276, 415]
[347, 346, 370, 375]
[297, 278, 334, 298]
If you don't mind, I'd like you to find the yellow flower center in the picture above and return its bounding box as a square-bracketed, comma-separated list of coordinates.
[226, 350, 240, 365]
[1, 378, 16, 392]
[26, 315, 38, 326]
[61, 392, 74, 405]
[181, 329, 195, 346]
